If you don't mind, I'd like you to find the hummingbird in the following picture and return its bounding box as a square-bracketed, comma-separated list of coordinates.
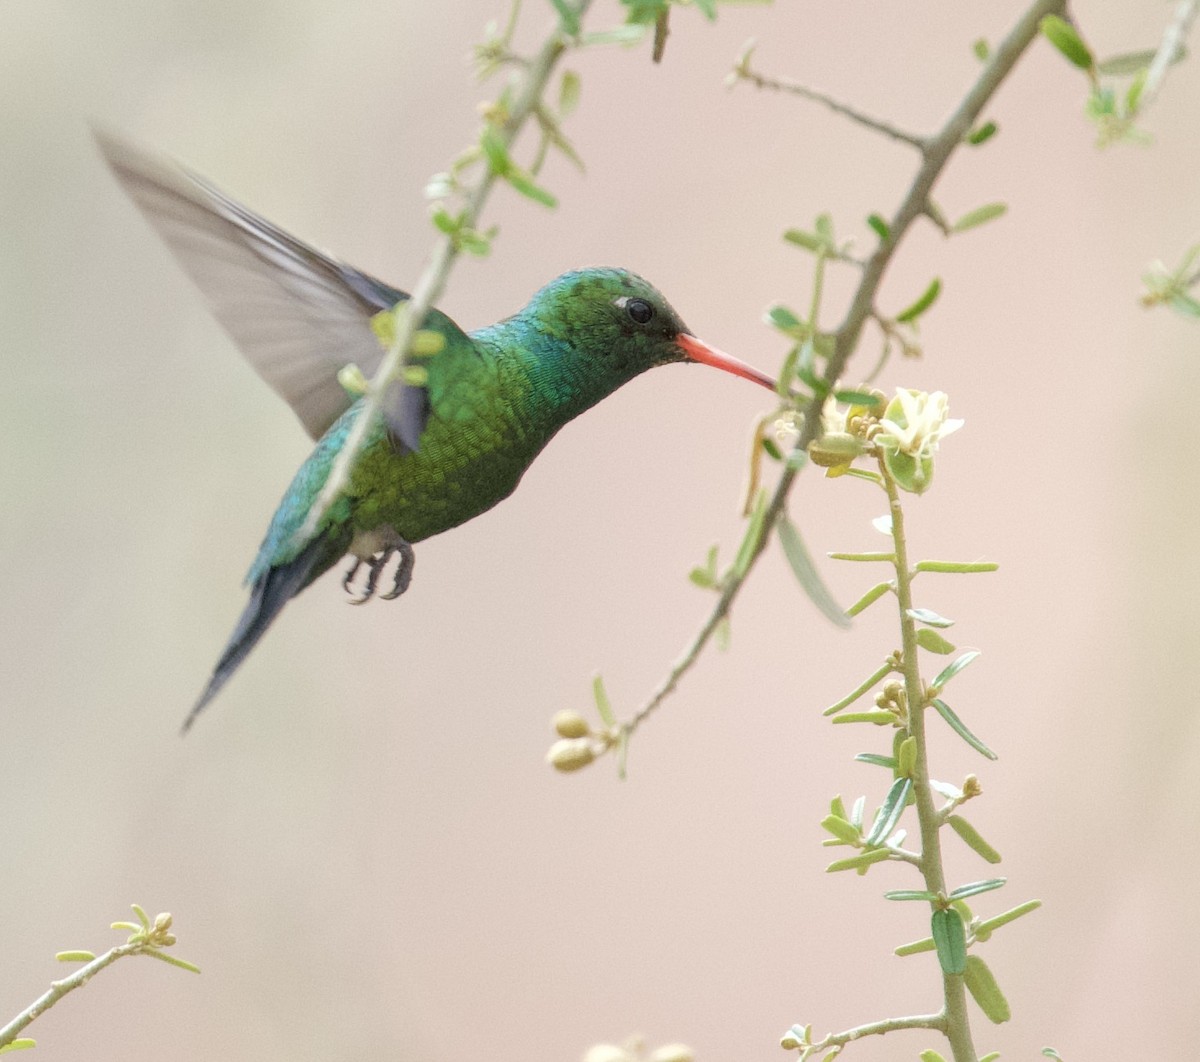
[96, 132, 776, 729]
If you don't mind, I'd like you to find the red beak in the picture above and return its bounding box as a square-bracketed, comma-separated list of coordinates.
[677, 333, 776, 391]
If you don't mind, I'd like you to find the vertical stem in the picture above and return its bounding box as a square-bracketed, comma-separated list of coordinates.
[880, 454, 977, 1062]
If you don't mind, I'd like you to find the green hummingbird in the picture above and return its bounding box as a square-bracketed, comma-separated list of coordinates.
[96, 132, 776, 729]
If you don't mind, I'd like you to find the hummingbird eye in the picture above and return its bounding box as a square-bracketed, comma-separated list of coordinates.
[625, 298, 654, 325]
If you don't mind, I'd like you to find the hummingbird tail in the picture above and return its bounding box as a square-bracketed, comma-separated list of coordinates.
[183, 537, 332, 732]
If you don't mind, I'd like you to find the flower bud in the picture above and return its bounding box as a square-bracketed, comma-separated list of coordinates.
[552, 709, 590, 739]
[807, 432, 864, 468]
[584, 1046, 633, 1062]
[547, 738, 595, 773]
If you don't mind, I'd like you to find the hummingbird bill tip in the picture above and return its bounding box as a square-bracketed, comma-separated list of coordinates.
[676, 333, 776, 391]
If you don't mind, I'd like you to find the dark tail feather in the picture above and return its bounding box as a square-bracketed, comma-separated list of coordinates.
[183, 538, 331, 732]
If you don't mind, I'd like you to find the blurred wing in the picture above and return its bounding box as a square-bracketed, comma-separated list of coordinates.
[95, 128, 442, 447]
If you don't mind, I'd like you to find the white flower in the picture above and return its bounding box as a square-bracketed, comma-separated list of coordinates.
[877, 389, 963, 459]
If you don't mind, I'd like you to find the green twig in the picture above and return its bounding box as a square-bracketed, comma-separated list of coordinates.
[623, 0, 1065, 740]
[294, 0, 593, 548]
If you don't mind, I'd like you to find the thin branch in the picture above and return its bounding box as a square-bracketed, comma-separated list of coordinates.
[802, 1012, 946, 1058]
[624, 0, 1067, 737]
[1139, 0, 1199, 113]
[294, 1, 592, 548]
[731, 44, 927, 151]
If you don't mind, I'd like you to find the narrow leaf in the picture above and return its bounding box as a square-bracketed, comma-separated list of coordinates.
[821, 814, 861, 845]
[547, 0, 581, 34]
[733, 489, 769, 578]
[866, 213, 890, 241]
[915, 560, 999, 574]
[558, 69, 582, 115]
[830, 794, 847, 820]
[948, 814, 1002, 864]
[916, 628, 956, 655]
[826, 848, 891, 873]
[932, 650, 980, 690]
[0, 1040, 36, 1054]
[593, 674, 616, 727]
[952, 203, 1007, 233]
[766, 303, 803, 332]
[783, 228, 826, 253]
[972, 38, 990, 61]
[505, 169, 558, 208]
[829, 551, 895, 563]
[964, 954, 1011, 1023]
[884, 889, 937, 902]
[854, 753, 897, 769]
[895, 936, 936, 957]
[895, 277, 942, 323]
[844, 582, 892, 618]
[131, 904, 151, 929]
[897, 736, 917, 778]
[142, 949, 202, 974]
[949, 877, 1007, 901]
[1040, 15, 1094, 71]
[975, 899, 1042, 937]
[931, 908, 967, 975]
[832, 710, 895, 725]
[55, 950, 97, 963]
[932, 698, 998, 760]
[849, 795, 865, 828]
[966, 120, 999, 146]
[778, 515, 850, 628]
[907, 607, 954, 628]
[866, 778, 912, 845]
[920, 1052, 947, 1062]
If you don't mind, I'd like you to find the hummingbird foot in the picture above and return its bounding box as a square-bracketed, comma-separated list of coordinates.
[343, 528, 415, 605]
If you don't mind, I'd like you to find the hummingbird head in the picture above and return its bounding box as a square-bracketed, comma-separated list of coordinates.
[520, 268, 776, 392]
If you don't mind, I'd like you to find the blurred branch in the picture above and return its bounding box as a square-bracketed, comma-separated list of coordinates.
[0, 907, 197, 1053]
[624, 0, 1067, 740]
[1139, 0, 1199, 114]
[295, 1, 593, 548]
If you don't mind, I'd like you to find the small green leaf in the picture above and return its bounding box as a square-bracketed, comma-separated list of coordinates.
[897, 736, 917, 778]
[431, 204, 459, 234]
[826, 848, 891, 873]
[964, 954, 1011, 1023]
[952, 202, 1007, 234]
[0, 1039, 37, 1053]
[830, 794, 848, 820]
[505, 168, 558, 208]
[949, 877, 1007, 901]
[778, 516, 850, 629]
[821, 814, 861, 845]
[849, 795, 865, 827]
[766, 303, 804, 333]
[932, 698, 998, 760]
[558, 69, 582, 115]
[1042, 1048, 1065, 1060]
[884, 889, 937, 902]
[581, 25, 647, 46]
[915, 560, 999, 574]
[916, 628, 956, 655]
[829, 551, 895, 563]
[866, 213, 890, 241]
[896, 936, 936, 956]
[980, 1054, 1001, 1062]
[110, 922, 140, 933]
[920, 1051, 948, 1062]
[895, 277, 942, 323]
[593, 674, 615, 727]
[479, 126, 511, 174]
[131, 904, 151, 929]
[907, 607, 954, 628]
[688, 567, 714, 589]
[832, 710, 896, 725]
[975, 899, 1042, 938]
[948, 814, 1002, 864]
[834, 389, 880, 408]
[932, 650, 980, 690]
[142, 949, 202, 974]
[548, 0, 581, 34]
[844, 582, 892, 618]
[865, 778, 911, 845]
[733, 489, 769, 578]
[931, 908, 967, 975]
[762, 436, 783, 461]
[55, 950, 97, 963]
[1040, 15, 1094, 71]
[783, 228, 827, 253]
[966, 120, 998, 146]
[1097, 46, 1186, 76]
[972, 38, 990, 61]
[854, 753, 897, 769]
[1170, 292, 1200, 319]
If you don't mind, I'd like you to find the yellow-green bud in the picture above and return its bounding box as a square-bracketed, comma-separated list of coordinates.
[552, 709, 590, 739]
[807, 432, 864, 468]
[584, 1046, 633, 1062]
[963, 774, 982, 798]
[547, 738, 595, 773]
[153, 913, 173, 932]
[337, 363, 369, 397]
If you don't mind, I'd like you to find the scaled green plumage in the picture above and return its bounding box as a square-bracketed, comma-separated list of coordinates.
[96, 132, 775, 728]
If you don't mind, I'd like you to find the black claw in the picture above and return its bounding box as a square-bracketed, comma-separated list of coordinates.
[380, 542, 415, 601]
[342, 558, 363, 594]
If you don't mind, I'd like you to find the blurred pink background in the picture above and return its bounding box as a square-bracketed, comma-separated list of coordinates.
[2, 2, 1198, 1060]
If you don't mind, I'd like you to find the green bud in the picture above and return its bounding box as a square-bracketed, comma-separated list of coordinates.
[808, 432, 864, 468]
[338, 363, 369, 397]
